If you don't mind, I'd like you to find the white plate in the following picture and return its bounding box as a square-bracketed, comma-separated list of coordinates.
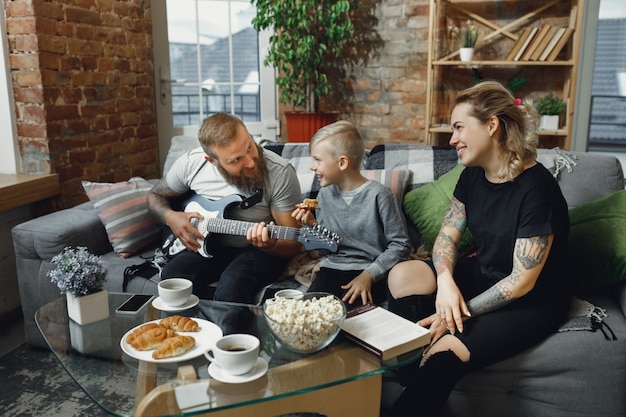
[208, 357, 268, 384]
[152, 294, 200, 311]
[120, 318, 222, 363]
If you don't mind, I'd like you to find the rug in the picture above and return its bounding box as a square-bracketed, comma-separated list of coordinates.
[0, 344, 109, 417]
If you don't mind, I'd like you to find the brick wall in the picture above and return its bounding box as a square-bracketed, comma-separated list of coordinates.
[5, 0, 159, 211]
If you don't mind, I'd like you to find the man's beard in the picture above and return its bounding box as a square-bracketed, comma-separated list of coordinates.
[217, 148, 267, 194]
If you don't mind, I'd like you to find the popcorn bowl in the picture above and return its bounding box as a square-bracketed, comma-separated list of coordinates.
[263, 292, 347, 354]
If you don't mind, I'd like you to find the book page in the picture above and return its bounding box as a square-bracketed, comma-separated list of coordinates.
[342, 307, 428, 352]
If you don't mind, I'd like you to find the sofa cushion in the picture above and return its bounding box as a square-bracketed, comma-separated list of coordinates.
[82, 177, 161, 258]
[403, 164, 475, 255]
[362, 169, 410, 206]
[568, 189, 626, 292]
[537, 149, 625, 208]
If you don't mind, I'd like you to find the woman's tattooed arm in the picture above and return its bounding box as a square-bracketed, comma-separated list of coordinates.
[432, 197, 467, 276]
[467, 235, 551, 316]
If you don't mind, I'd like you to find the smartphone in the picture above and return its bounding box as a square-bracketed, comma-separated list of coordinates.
[115, 294, 154, 315]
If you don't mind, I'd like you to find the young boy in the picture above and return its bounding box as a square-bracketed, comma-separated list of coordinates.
[292, 121, 412, 307]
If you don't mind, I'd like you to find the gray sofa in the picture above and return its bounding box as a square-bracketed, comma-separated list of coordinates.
[13, 138, 626, 417]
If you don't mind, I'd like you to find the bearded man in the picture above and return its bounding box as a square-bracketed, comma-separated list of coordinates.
[148, 112, 303, 303]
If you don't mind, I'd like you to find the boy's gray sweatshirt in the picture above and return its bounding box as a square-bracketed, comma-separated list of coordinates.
[316, 180, 412, 282]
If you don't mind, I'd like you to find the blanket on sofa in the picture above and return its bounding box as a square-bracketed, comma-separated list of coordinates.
[559, 297, 617, 340]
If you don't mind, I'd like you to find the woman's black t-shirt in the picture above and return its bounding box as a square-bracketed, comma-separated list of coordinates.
[454, 163, 570, 295]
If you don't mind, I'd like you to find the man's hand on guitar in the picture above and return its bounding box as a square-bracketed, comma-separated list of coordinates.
[246, 222, 278, 252]
[166, 211, 205, 252]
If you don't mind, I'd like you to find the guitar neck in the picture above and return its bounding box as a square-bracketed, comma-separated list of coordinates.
[206, 218, 299, 241]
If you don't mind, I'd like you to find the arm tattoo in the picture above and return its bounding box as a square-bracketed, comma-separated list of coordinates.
[517, 236, 549, 270]
[433, 198, 466, 276]
[445, 198, 467, 234]
[467, 267, 521, 315]
[147, 180, 181, 223]
[467, 235, 550, 316]
[433, 234, 456, 276]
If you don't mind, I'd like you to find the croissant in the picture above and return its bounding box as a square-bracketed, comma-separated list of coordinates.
[129, 327, 176, 351]
[152, 335, 196, 359]
[159, 315, 199, 332]
[125, 322, 161, 346]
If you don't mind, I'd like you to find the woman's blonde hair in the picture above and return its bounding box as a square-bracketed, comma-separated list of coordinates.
[454, 81, 538, 181]
[309, 120, 365, 168]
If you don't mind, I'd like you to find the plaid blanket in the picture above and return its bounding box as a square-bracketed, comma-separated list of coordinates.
[265, 142, 461, 199]
[365, 144, 459, 192]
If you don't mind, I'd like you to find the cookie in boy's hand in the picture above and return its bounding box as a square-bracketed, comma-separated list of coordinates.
[296, 198, 319, 210]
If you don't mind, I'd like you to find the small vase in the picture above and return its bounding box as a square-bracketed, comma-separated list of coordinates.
[459, 47, 474, 62]
[69, 318, 112, 354]
[66, 289, 109, 325]
[540, 115, 560, 130]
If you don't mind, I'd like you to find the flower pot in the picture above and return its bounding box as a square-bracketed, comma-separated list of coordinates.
[459, 48, 474, 62]
[66, 289, 109, 325]
[540, 115, 560, 130]
[69, 318, 112, 354]
[285, 112, 338, 142]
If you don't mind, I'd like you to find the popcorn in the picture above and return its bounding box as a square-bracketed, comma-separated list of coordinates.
[264, 294, 346, 353]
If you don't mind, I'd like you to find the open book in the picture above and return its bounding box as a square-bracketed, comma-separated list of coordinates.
[341, 304, 430, 360]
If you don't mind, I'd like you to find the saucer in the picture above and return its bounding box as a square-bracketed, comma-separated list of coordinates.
[208, 357, 268, 384]
[152, 294, 199, 311]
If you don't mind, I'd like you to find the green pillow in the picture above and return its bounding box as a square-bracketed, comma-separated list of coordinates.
[403, 164, 475, 255]
[568, 189, 626, 292]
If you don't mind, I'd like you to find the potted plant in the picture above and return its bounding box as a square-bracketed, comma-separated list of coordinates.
[251, 0, 356, 142]
[450, 19, 479, 61]
[536, 93, 566, 130]
[48, 246, 109, 325]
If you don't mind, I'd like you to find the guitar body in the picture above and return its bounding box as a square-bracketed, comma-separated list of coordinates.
[162, 194, 340, 258]
[162, 194, 243, 258]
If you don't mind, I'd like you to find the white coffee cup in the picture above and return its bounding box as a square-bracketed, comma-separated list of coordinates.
[158, 278, 193, 306]
[204, 334, 260, 375]
[274, 289, 303, 299]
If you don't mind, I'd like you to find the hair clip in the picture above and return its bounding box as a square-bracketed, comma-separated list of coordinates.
[514, 98, 522, 106]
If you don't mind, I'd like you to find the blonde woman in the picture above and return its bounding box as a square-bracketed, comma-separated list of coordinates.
[388, 81, 571, 416]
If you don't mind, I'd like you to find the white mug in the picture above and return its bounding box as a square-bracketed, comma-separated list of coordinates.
[158, 278, 192, 306]
[204, 334, 260, 375]
[274, 289, 303, 299]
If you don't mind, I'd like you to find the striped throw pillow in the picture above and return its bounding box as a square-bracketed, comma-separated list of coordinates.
[82, 177, 161, 258]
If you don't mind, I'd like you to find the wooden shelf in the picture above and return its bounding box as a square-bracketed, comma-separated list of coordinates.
[433, 60, 574, 66]
[0, 173, 60, 211]
[424, 0, 585, 150]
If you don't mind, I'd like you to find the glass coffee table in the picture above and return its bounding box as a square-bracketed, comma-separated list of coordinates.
[36, 292, 421, 417]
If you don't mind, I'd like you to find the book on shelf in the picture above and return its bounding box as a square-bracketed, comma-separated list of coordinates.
[341, 303, 431, 360]
[546, 28, 574, 61]
[506, 27, 532, 61]
[530, 25, 558, 61]
[513, 27, 538, 61]
[538, 27, 567, 61]
[520, 24, 551, 61]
